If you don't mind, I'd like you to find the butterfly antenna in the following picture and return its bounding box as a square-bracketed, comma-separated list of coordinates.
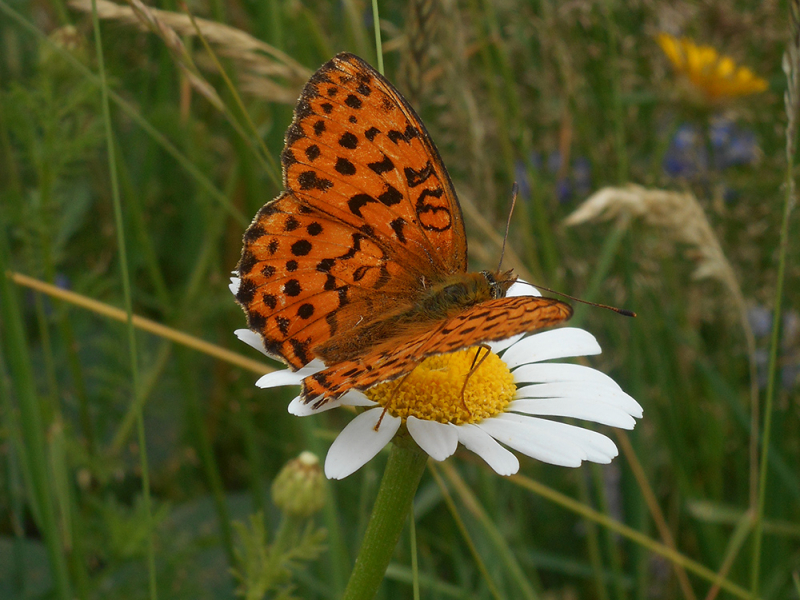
[521, 281, 637, 317]
[497, 183, 519, 273]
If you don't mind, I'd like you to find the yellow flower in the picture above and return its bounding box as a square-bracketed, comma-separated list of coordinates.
[657, 33, 768, 101]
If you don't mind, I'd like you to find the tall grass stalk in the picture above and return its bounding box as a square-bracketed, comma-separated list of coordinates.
[751, 0, 799, 592]
[371, 0, 384, 75]
[89, 0, 157, 597]
[429, 465, 504, 600]
[0, 229, 72, 599]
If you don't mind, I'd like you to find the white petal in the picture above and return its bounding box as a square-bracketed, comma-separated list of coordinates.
[229, 276, 241, 296]
[324, 408, 401, 479]
[508, 398, 637, 429]
[338, 390, 378, 407]
[496, 413, 618, 464]
[488, 333, 526, 354]
[501, 328, 602, 369]
[512, 363, 621, 390]
[456, 424, 519, 475]
[288, 395, 346, 415]
[257, 370, 306, 388]
[235, 329, 267, 355]
[478, 414, 586, 467]
[255, 359, 326, 389]
[515, 382, 643, 417]
[407, 417, 458, 461]
[507, 280, 542, 297]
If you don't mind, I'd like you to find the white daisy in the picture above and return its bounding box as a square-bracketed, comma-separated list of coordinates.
[231, 277, 642, 480]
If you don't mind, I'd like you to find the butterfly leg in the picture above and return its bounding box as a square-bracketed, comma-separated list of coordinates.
[374, 363, 421, 430]
[458, 344, 493, 415]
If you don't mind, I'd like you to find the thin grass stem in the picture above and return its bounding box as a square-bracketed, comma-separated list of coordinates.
[371, 0, 384, 75]
[428, 464, 504, 600]
[88, 2, 157, 596]
[0, 230, 73, 600]
[751, 4, 799, 589]
[510, 474, 754, 599]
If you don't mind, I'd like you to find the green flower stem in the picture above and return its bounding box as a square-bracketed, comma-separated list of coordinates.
[342, 441, 428, 600]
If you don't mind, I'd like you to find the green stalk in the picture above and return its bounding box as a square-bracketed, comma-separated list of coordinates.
[342, 442, 428, 600]
[0, 227, 72, 600]
[602, 0, 628, 183]
[89, 2, 157, 598]
[409, 504, 419, 600]
[751, 73, 797, 600]
[371, 0, 384, 75]
[296, 416, 349, 595]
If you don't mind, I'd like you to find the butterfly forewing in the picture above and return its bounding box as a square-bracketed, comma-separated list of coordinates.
[283, 53, 467, 276]
[302, 296, 573, 402]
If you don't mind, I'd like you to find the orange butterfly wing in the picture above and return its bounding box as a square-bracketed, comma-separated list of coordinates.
[283, 53, 467, 275]
[302, 297, 573, 404]
[237, 53, 468, 368]
[236, 52, 573, 401]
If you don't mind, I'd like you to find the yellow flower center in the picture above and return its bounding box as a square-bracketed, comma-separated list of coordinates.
[365, 348, 516, 425]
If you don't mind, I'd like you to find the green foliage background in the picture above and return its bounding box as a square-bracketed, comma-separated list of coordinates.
[0, 0, 798, 598]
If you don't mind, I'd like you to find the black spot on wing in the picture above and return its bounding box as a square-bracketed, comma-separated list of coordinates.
[404, 161, 434, 187]
[305, 145, 321, 161]
[236, 278, 256, 304]
[286, 123, 305, 145]
[297, 171, 333, 191]
[338, 132, 358, 149]
[247, 310, 267, 331]
[390, 218, 406, 243]
[276, 316, 291, 335]
[297, 303, 315, 319]
[348, 193, 377, 217]
[368, 155, 394, 175]
[345, 94, 362, 109]
[378, 185, 403, 206]
[291, 240, 312, 256]
[335, 157, 357, 176]
[289, 338, 310, 365]
[352, 265, 370, 281]
[243, 225, 265, 242]
[238, 250, 257, 275]
[282, 149, 298, 167]
[387, 124, 419, 144]
[262, 293, 277, 309]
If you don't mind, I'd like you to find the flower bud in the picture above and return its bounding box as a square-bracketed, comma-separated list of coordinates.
[271, 452, 325, 518]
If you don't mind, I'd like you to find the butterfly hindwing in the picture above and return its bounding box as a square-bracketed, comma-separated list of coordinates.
[237, 192, 418, 368]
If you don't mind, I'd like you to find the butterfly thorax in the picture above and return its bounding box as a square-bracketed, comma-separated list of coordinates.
[411, 270, 517, 318]
[314, 270, 517, 365]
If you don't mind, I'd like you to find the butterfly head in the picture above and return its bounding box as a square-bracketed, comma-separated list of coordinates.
[482, 269, 517, 299]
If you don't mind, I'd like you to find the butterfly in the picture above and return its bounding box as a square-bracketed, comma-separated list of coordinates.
[235, 53, 572, 406]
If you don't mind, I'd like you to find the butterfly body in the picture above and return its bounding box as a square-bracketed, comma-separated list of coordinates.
[236, 53, 572, 404]
[314, 269, 516, 364]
